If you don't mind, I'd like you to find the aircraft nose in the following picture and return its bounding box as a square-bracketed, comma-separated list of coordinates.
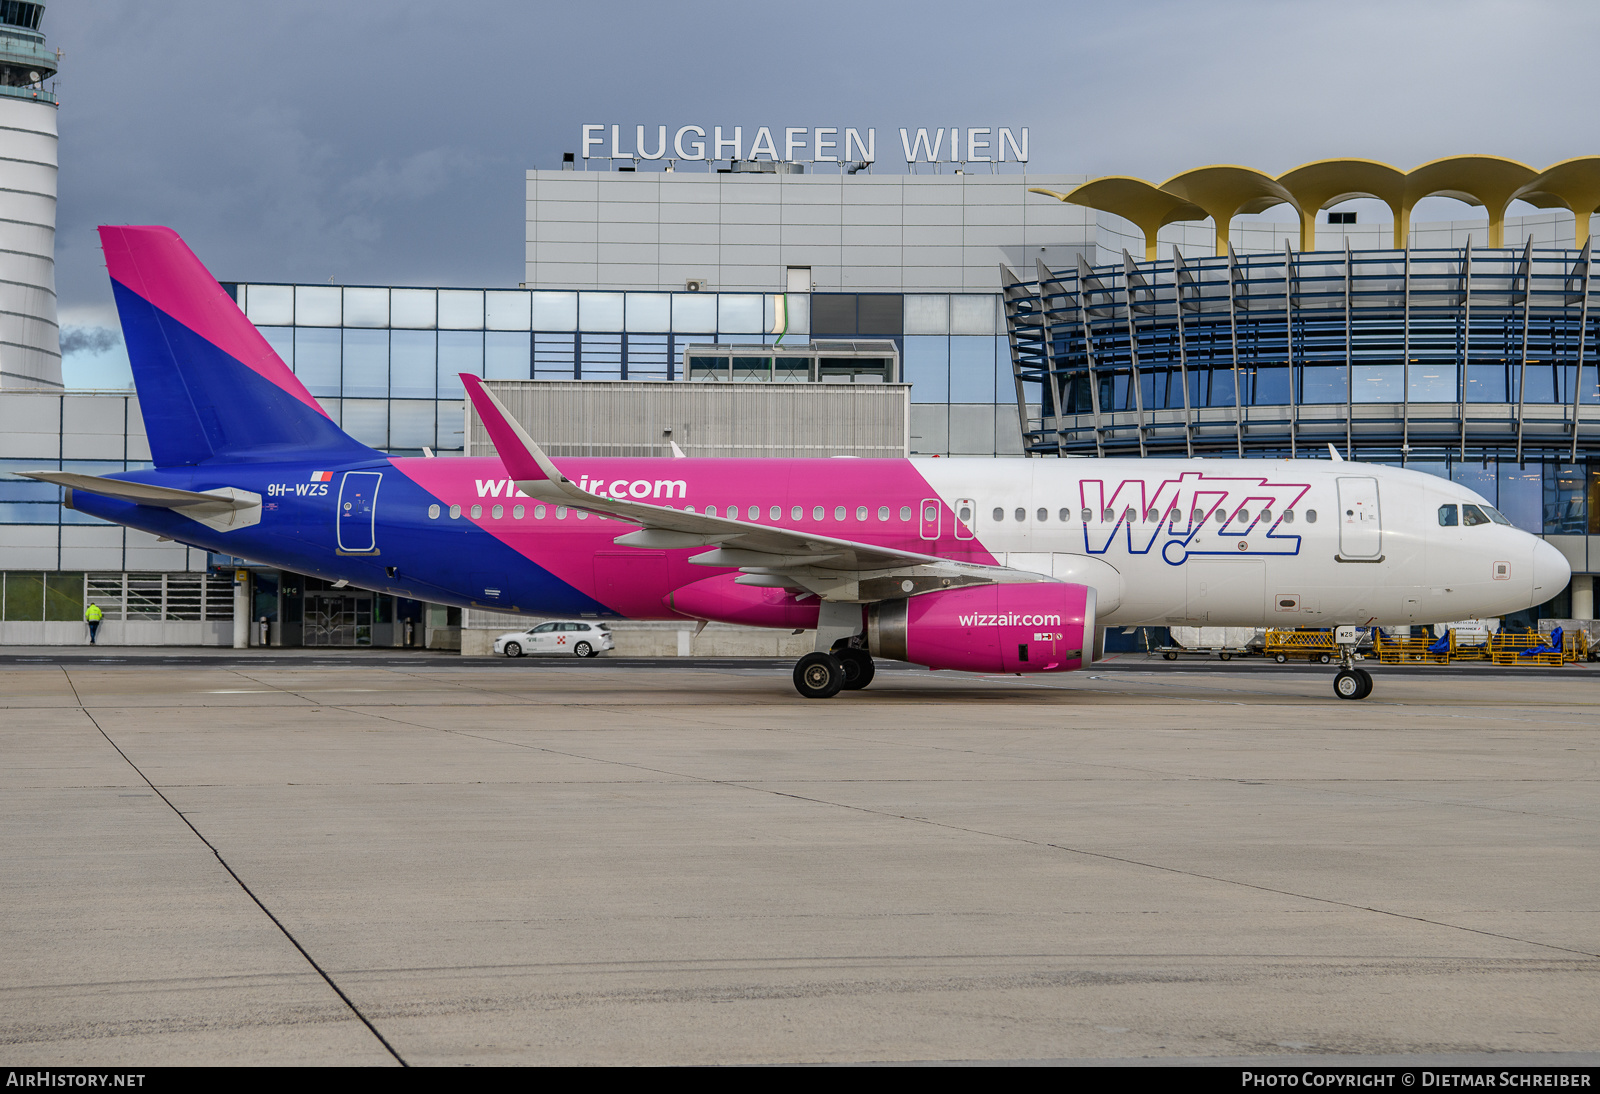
[1531, 538, 1571, 604]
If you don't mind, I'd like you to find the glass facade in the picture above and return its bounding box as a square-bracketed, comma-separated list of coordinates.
[232, 284, 1016, 456]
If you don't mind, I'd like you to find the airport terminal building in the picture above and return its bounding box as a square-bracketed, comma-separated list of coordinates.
[0, 134, 1596, 643]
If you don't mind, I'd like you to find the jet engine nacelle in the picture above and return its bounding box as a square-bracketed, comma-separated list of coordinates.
[664, 573, 822, 630]
[867, 582, 1096, 674]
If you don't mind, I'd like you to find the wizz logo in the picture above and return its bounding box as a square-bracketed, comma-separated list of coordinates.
[1079, 471, 1310, 565]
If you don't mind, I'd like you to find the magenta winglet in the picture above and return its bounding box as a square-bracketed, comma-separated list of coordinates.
[459, 373, 548, 482]
[98, 225, 327, 416]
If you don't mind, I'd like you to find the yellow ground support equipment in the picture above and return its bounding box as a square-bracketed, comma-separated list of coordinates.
[1374, 630, 1452, 665]
[1264, 628, 1337, 664]
[1487, 629, 1575, 667]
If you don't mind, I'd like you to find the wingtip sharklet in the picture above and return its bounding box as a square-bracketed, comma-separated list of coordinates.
[459, 373, 565, 485]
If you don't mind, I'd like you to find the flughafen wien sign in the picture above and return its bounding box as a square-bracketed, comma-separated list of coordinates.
[581, 125, 1029, 165]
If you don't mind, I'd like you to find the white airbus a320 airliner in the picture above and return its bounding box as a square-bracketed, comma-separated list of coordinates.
[34, 226, 1572, 702]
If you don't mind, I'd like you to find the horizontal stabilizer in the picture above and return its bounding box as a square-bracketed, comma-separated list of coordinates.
[21, 471, 262, 532]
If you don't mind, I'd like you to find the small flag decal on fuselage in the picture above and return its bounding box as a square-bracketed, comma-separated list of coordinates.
[310, 471, 333, 482]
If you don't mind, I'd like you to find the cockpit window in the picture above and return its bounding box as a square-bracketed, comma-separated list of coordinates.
[1438, 504, 1459, 527]
[1461, 504, 1490, 527]
[1483, 506, 1512, 526]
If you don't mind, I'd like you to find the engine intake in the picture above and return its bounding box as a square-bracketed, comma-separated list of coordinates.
[868, 582, 1096, 674]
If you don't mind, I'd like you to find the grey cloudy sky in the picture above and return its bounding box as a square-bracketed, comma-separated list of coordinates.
[50, 0, 1597, 333]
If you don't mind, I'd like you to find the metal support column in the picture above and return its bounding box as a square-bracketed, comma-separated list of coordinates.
[1173, 247, 1195, 458]
[1035, 259, 1070, 456]
[1515, 237, 1534, 463]
[1121, 250, 1149, 457]
[1344, 239, 1354, 458]
[1401, 245, 1412, 459]
[1283, 240, 1297, 459]
[1567, 239, 1591, 463]
[1000, 264, 1042, 457]
[1225, 242, 1245, 458]
[1076, 255, 1107, 457]
[1458, 244, 1473, 459]
[232, 573, 249, 650]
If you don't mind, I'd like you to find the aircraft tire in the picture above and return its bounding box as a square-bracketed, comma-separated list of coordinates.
[574, 641, 593, 658]
[794, 652, 844, 699]
[1333, 669, 1365, 700]
[1353, 668, 1373, 699]
[838, 650, 875, 690]
[504, 642, 522, 658]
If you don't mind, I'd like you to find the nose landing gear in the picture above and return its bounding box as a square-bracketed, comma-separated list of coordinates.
[1331, 626, 1373, 700]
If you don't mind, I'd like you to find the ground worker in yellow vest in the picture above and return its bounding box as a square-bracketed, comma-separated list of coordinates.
[85, 602, 102, 644]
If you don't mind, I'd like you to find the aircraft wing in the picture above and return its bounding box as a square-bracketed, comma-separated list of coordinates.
[461, 374, 1048, 601]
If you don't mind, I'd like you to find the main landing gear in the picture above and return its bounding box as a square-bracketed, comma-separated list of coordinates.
[792, 646, 876, 699]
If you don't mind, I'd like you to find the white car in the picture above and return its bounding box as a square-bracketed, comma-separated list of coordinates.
[495, 621, 614, 658]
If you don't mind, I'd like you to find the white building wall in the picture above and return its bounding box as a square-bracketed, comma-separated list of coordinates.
[0, 94, 58, 389]
[526, 170, 1094, 294]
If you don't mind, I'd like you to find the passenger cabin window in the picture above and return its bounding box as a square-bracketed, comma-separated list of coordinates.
[899, 505, 911, 520]
[1306, 509, 1317, 523]
[1438, 504, 1459, 527]
[856, 506, 868, 521]
[1462, 504, 1490, 527]
[835, 506, 846, 521]
[962, 505, 974, 522]
[1081, 508, 1092, 522]
[1261, 508, 1272, 523]
[813, 506, 824, 520]
[1014, 508, 1026, 522]
[878, 506, 890, 521]
[1283, 509, 1294, 523]
[1102, 509, 1114, 523]
[1145, 509, 1157, 522]
[993, 507, 1004, 521]
[1059, 508, 1070, 522]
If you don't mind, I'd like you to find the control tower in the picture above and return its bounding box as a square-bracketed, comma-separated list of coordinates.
[0, 1, 58, 389]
